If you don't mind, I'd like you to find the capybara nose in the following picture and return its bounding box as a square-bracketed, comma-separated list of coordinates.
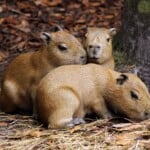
[92, 49, 97, 55]
[80, 55, 87, 64]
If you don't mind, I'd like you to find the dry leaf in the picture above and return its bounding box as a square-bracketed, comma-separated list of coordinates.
[14, 20, 30, 33]
[115, 133, 136, 146]
[112, 123, 132, 128]
[104, 15, 114, 19]
[0, 18, 4, 24]
[91, 2, 101, 7]
[17, 41, 26, 51]
[82, 0, 89, 7]
[0, 122, 8, 127]
[76, 19, 86, 24]
[4, 16, 19, 25]
[112, 123, 144, 131]
[28, 130, 42, 137]
[68, 4, 80, 9]
[20, 130, 42, 138]
[69, 125, 82, 134]
[47, 0, 62, 6]
[36, 0, 62, 7]
[0, 51, 8, 62]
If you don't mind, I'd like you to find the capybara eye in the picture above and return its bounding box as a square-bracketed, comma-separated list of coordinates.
[107, 38, 110, 42]
[130, 91, 139, 100]
[89, 45, 93, 49]
[58, 44, 67, 51]
[96, 45, 101, 49]
[144, 112, 149, 117]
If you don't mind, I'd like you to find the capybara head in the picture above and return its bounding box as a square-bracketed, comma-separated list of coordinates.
[85, 27, 116, 64]
[107, 73, 150, 120]
[40, 28, 87, 65]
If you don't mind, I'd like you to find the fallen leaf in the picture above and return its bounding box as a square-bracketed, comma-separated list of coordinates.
[112, 123, 132, 128]
[69, 125, 82, 134]
[14, 20, 30, 33]
[17, 1, 34, 10]
[36, 0, 62, 7]
[0, 122, 8, 127]
[0, 18, 4, 24]
[112, 123, 144, 131]
[82, 0, 89, 7]
[76, 18, 86, 24]
[0, 51, 8, 62]
[104, 15, 114, 19]
[20, 130, 42, 138]
[115, 133, 137, 146]
[17, 41, 26, 52]
[0, 6, 3, 13]
[68, 4, 80, 9]
[28, 130, 42, 137]
[47, 0, 62, 6]
[91, 2, 101, 7]
[4, 16, 20, 25]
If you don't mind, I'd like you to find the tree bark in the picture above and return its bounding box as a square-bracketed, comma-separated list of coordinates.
[121, 0, 150, 91]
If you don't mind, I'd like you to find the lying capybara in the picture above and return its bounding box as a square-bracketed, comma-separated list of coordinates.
[36, 64, 150, 128]
[84, 27, 117, 69]
[0, 27, 87, 114]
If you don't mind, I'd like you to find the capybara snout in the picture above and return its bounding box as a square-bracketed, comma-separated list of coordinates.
[106, 73, 150, 121]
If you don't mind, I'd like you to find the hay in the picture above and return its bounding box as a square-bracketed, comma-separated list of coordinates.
[0, 112, 149, 150]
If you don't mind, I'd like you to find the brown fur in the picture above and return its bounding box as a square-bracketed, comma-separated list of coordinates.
[0, 29, 87, 113]
[84, 27, 117, 69]
[36, 64, 150, 128]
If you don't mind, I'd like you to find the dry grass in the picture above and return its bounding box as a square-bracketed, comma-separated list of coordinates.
[0, 112, 150, 150]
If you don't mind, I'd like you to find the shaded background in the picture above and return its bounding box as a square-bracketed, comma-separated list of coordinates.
[0, 0, 123, 82]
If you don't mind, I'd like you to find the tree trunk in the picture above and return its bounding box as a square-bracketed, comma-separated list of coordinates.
[121, 0, 150, 91]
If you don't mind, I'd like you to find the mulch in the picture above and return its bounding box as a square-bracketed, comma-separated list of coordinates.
[0, 0, 123, 81]
[0, 112, 150, 150]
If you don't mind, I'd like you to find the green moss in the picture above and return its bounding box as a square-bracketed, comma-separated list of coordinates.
[138, 0, 150, 13]
[114, 50, 124, 65]
[113, 33, 124, 66]
[113, 33, 135, 66]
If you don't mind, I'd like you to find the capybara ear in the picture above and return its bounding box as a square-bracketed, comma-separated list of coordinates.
[53, 25, 63, 32]
[85, 27, 92, 37]
[109, 28, 117, 37]
[116, 74, 128, 85]
[40, 32, 51, 44]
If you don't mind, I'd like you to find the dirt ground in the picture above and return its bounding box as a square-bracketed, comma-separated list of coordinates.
[0, 112, 150, 150]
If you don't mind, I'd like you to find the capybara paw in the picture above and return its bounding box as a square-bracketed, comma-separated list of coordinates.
[103, 112, 113, 119]
[71, 118, 85, 125]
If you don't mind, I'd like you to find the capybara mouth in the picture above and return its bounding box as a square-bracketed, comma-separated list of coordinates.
[81, 58, 87, 64]
[88, 57, 99, 64]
